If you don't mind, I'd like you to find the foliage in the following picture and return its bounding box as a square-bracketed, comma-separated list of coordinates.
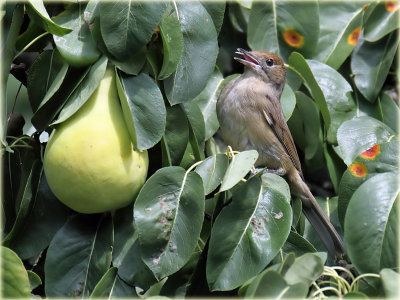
[2, 0, 399, 299]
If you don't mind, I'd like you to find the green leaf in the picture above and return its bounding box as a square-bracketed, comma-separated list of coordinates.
[164, 1, 218, 104]
[3, 160, 42, 246]
[207, 175, 292, 291]
[99, 1, 167, 59]
[351, 32, 399, 102]
[338, 138, 399, 227]
[159, 8, 184, 80]
[8, 173, 71, 260]
[116, 71, 166, 151]
[90, 267, 138, 298]
[245, 269, 308, 298]
[161, 106, 190, 166]
[112, 206, 156, 290]
[134, 167, 205, 280]
[2, 4, 24, 142]
[248, 1, 319, 61]
[344, 172, 399, 273]
[380, 92, 399, 133]
[27, 270, 42, 290]
[27, 50, 67, 112]
[307, 59, 355, 144]
[53, 55, 108, 125]
[288, 52, 331, 127]
[45, 214, 113, 297]
[52, 3, 101, 67]
[1, 246, 31, 298]
[364, 2, 400, 42]
[26, 0, 72, 36]
[193, 67, 224, 140]
[380, 268, 400, 299]
[31, 67, 90, 132]
[201, 1, 226, 35]
[219, 149, 258, 192]
[337, 116, 395, 165]
[294, 91, 321, 160]
[314, 2, 365, 69]
[282, 231, 317, 257]
[284, 253, 324, 286]
[194, 154, 229, 195]
[181, 101, 206, 159]
[281, 84, 296, 121]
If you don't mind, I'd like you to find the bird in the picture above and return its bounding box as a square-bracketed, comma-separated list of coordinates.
[216, 48, 344, 256]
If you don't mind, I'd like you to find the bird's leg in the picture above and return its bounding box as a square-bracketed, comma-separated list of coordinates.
[262, 167, 286, 176]
[250, 167, 286, 176]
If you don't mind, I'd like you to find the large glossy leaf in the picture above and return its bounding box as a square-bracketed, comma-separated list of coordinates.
[195, 154, 229, 195]
[164, 1, 218, 104]
[247, 1, 319, 61]
[52, 3, 100, 67]
[351, 32, 399, 103]
[158, 7, 184, 80]
[337, 116, 395, 165]
[116, 71, 166, 151]
[45, 214, 113, 298]
[363, 2, 400, 42]
[53, 55, 108, 125]
[99, 1, 168, 59]
[344, 172, 399, 273]
[1, 246, 31, 298]
[161, 106, 189, 166]
[26, 0, 72, 36]
[87, 1, 146, 75]
[193, 67, 224, 140]
[282, 231, 317, 257]
[207, 174, 292, 291]
[219, 150, 258, 192]
[288, 52, 331, 127]
[8, 173, 71, 260]
[314, 2, 365, 69]
[337, 137, 398, 228]
[134, 167, 205, 280]
[307, 59, 356, 144]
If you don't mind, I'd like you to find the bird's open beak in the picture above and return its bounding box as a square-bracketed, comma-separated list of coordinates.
[234, 48, 260, 69]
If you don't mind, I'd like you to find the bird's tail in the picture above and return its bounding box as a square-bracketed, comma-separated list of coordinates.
[290, 172, 345, 257]
[302, 201, 345, 257]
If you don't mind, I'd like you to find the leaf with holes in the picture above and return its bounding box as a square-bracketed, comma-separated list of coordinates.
[134, 166, 205, 280]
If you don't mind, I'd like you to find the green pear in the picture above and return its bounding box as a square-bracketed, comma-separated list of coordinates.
[44, 66, 148, 213]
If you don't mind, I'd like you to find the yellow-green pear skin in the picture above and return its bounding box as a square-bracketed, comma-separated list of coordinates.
[44, 67, 148, 214]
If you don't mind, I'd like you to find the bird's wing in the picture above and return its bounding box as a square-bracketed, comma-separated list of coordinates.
[262, 95, 303, 176]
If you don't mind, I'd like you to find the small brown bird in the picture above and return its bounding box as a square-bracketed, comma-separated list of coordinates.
[217, 48, 344, 256]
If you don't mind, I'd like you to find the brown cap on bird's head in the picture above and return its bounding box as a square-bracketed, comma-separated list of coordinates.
[234, 48, 286, 87]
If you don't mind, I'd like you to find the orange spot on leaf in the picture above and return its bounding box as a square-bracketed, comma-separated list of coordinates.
[385, 1, 398, 12]
[347, 27, 361, 46]
[363, 4, 369, 11]
[283, 29, 304, 48]
[349, 163, 367, 178]
[360, 144, 381, 159]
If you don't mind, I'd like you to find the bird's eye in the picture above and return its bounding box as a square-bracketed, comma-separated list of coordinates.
[266, 58, 274, 66]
